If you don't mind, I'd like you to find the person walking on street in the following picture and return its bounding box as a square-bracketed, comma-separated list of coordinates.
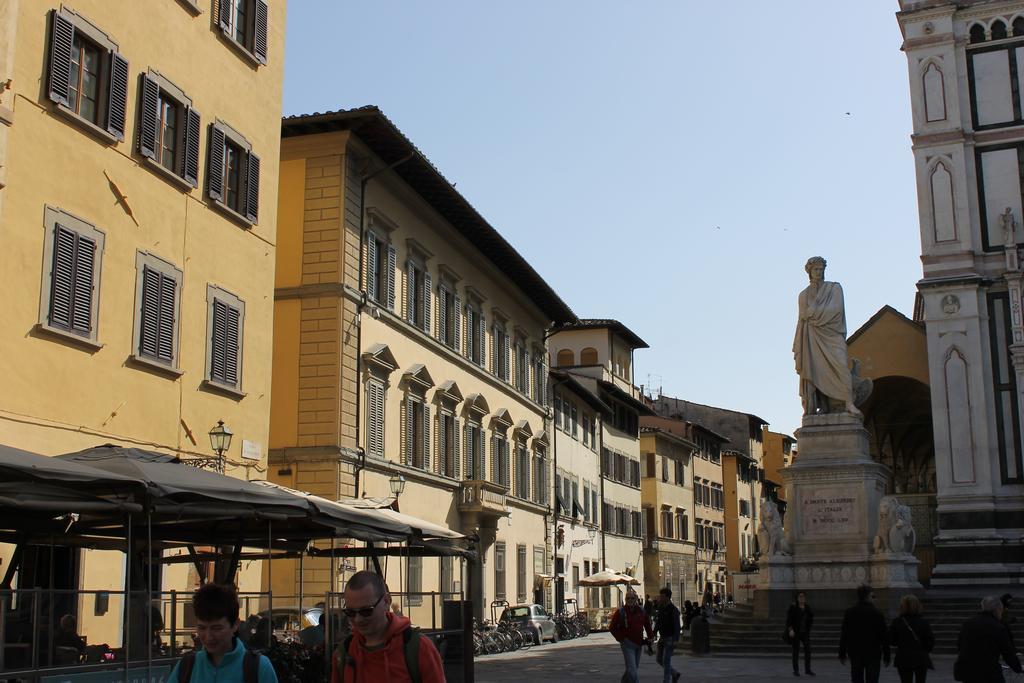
[655, 588, 682, 683]
[330, 570, 445, 683]
[167, 583, 278, 683]
[838, 584, 890, 683]
[954, 595, 1022, 683]
[887, 594, 934, 683]
[1000, 593, 1017, 647]
[609, 590, 654, 683]
[786, 591, 815, 677]
[644, 594, 656, 631]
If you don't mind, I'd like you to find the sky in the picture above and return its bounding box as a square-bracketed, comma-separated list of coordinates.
[283, 2, 920, 438]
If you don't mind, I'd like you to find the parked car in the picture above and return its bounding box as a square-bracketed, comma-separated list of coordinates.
[500, 604, 557, 644]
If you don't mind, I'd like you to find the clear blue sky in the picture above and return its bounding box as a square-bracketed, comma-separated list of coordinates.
[283, 2, 920, 438]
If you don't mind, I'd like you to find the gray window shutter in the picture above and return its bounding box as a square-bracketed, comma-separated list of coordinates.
[438, 285, 447, 342]
[218, 0, 232, 33]
[438, 413, 447, 475]
[422, 404, 431, 471]
[138, 75, 160, 160]
[211, 300, 240, 386]
[386, 245, 397, 310]
[491, 326, 498, 375]
[245, 152, 260, 223]
[541, 359, 548, 407]
[463, 424, 471, 479]
[478, 314, 487, 368]
[139, 266, 175, 363]
[453, 295, 461, 351]
[405, 399, 415, 465]
[49, 225, 94, 335]
[207, 126, 226, 202]
[478, 427, 486, 480]
[503, 333, 511, 381]
[490, 436, 497, 482]
[70, 234, 96, 335]
[48, 12, 74, 106]
[106, 53, 129, 141]
[422, 272, 432, 334]
[453, 417, 461, 479]
[184, 108, 201, 187]
[254, 0, 269, 64]
[405, 262, 415, 323]
[366, 236, 378, 301]
[224, 305, 239, 385]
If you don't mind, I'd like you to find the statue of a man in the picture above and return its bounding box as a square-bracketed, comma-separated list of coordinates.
[793, 257, 858, 416]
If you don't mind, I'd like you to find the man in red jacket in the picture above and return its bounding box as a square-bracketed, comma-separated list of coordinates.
[609, 590, 653, 683]
[331, 571, 445, 683]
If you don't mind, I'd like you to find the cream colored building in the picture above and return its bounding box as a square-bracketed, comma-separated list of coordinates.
[0, 0, 285, 637]
[549, 320, 650, 607]
[272, 107, 575, 620]
[639, 424, 697, 603]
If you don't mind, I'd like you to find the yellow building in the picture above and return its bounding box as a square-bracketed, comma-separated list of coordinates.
[639, 424, 697, 603]
[0, 0, 285, 636]
[271, 107, 575, 619]
[762, 429, 794, 504]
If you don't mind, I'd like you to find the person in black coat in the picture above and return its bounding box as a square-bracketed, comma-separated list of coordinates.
[887, 594, 934, 683]
[786, 591, 815, 676]
[838, 584, 890, 683]
[955, 595, 1022, 683]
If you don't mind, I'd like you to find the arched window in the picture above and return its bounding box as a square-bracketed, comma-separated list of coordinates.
[580, 347, 598, 365]
[556, 349, 575, 366]
[970, 23, 987, 43]
[1014, 17, 1024, 37]
[992, 20, 1008, 40]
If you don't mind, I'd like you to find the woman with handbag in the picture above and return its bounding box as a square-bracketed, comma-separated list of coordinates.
[785, 591, 815, 676]
[888, 594, 935, 683]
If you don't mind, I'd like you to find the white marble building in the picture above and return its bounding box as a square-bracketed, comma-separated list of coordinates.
[897, 0, 1024, 585]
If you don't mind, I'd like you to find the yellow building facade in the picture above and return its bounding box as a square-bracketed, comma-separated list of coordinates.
[639, 426, 697, 603]
[272, 108, 575, 620]
[0, 0, 285, 640]
[762, 429, 794, 504]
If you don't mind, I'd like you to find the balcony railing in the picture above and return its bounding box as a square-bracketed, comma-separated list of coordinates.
[457, 480, 509, 518]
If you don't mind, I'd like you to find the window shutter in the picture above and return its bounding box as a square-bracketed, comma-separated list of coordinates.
[224, 305, 239, 385]
[157, 272, 176, 362]
[366, 236, 378, 301]
[438, 413, 447, 475]
[106, 53, 129, 141]
[422, 404, 431, 471]
[245, 152, 260, 223]
[386, 245, 397, 311]
[503, 332, 510, 381]
[453, 295, 461, 351]
[217, 0, 232, 33]
[463, 423, 471, 479]
[422, 272, 432, 334]
[374, 383, 385, 457]
[70, 234, 96, 335]
[48, 12, 74, 106]
[490, 436, 497, 482]
[405, 262, 415, 323]
[478, 314, 487, 368]
[184, 108, 201, 187]
[49, 226, 77, 329]
[402, 399, 412, 465]
[477, 428, 485, 480]
[438, 285, 447, 342]
[254, 0, 269, 64]
[138, 75, 160, 160]
[453, 417, 461, 479]
[207, 126, 226, 202]
[541, 359, 548, 407]
[211, 299, 239, 386]
[491, 325, 498, 374]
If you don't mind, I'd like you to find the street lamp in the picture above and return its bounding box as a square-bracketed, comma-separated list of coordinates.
[389, 474, 406, 498]
[587, 526, 597, 543]
[208, 420, 233, 474]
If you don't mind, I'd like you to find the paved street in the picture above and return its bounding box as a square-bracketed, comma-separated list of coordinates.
[474, 632, 970, 682]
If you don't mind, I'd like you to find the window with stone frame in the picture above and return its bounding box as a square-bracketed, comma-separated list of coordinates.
[583, 481, 591, 522]
[362, 344, 396, 460]
[675, 510, 688, 541]
[216, 0, 269, 65]
[492, 316, 510, 382]
[207, 120, 260, 225]
[661, 506, 673, 538]
[511, 424, 532, 499]
[532, 350, 547, 406]
[138, 70, 200, 187]
[494, 542, 507, 601]
[515, 337, 529, 393]
[464, 297, 486, 368]
[38, 207, 106, 346]
[462, 394, 488, 480]
[132, 251, 183, 370]
[437, 275, 461, 351]
[365, 229, 396, 310]
[205, 285, 245, 393]
[532, 443, 548, 506]
[47, 9, 129, 142]
[516, 544, 528, 604]
[404, 245, 431, 333]
[401, 365, 434, 471]
[434, 381, 462, 479]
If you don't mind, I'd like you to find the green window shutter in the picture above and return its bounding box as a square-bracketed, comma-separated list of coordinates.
[245, 152, 260, 223]
[405, 262, 415, 323]
[453, 295, 461, 351]
[438, 285, 447, 342]
[106, 52, 129, 141]
[184, 108, 201, 187]
[48, 12, 74, 106]
[478, 314, 486, 368]
[503, 332, 510, 382]
[366, 236, 378, 301]
[405, 399, 415, 466]
[422, 272, 432, 334]
[138, 75, 160, 160]
[422, 404, 431, 471]
[386, 246, 397, 311]
[453, 417, 461, 479]
[438, 412, 447, 476]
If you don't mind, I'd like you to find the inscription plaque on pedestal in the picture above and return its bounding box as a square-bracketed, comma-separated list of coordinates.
[800, 487, 859, 537]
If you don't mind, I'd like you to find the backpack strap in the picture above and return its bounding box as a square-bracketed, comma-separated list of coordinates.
[243, 650, 260, 683]
[178, 652, 196, 683]
[403, 628, 421, 683]
[334, 634, 355, 682]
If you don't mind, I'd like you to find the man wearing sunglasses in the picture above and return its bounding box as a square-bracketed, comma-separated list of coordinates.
[331, 570, 445, 683]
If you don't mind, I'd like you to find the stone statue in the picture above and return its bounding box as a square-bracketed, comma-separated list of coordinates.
[1000, 207, 1017, 248]
[850, 358, 874, 407]
[793, 256, 859, 416]
[757, 498, 791, 557]
[873, 495, 916, 555]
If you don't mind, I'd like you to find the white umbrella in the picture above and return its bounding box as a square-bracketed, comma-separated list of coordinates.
[577, 570, 640, 587]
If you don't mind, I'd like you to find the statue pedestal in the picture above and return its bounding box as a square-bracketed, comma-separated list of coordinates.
[754, 413, 921, 616]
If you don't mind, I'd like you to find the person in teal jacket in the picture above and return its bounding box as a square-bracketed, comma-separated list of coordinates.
[167, 583, 278, 683]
